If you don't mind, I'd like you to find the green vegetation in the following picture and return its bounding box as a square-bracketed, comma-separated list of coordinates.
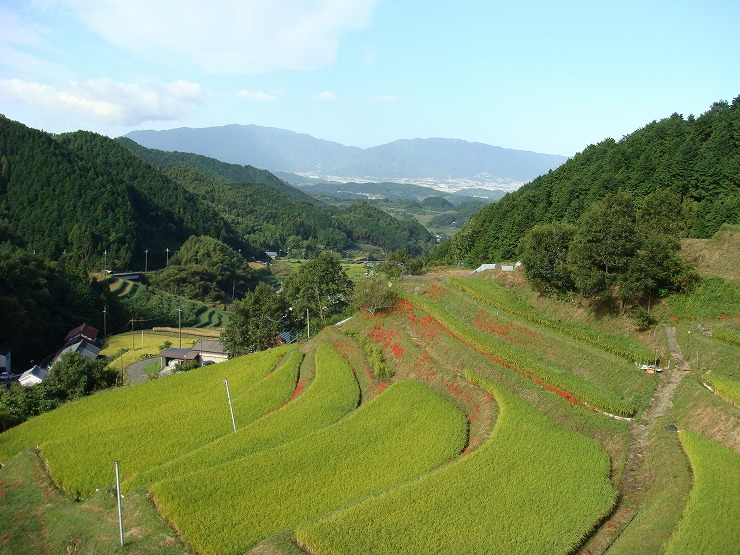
[665, 277, 740, 319]
[449, 278, 655, 362]
[407, 282, 656, 416]
[151, 381, 467, 554]
[664, 431, 740, 554]
[442, 98, 740, 266]
[297, 372, 615, 554]
[713, 327, 740, 347]
[0, 353, 118, 429]
[703, 373, 740, 405]
[0, 116, 244, 269]
[151, 235, 253, 301]
[127, 343, 359, 490]
[0, 449, 188, 555]
[284, 251, 352, 325]
[0, 347, 292, 492]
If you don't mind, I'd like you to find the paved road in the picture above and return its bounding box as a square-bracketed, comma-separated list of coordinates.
[128, 357, 157, 385]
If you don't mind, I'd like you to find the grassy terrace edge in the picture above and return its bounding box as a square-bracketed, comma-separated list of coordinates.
[296, 371, 616, 554]
[402, 291, 641, 417]
[664, 431, 740, 554]
[449, 278, 655, 363]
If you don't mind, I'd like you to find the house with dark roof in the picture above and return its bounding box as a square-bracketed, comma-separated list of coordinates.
[159, 340, 229, 370]
[64, 323, 99, 347]
[52, 339, 101, 366]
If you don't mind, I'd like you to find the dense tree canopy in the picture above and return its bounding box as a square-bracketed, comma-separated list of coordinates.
[440, 97, 740, 266]
[284, 252, 352, 325]
[0, 116, 247, 269]
[519, 191, 696, 310]
[220, 283, 289, 356]
[153, 235, 253, 301]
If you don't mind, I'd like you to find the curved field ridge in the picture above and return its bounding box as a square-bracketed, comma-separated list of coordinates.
[0, 346, 294, 497]
[403, 291, 643, 417]
[664, 431, 740, 554]
[296, 372, 616, 555]
[126, 343, 360, 490]
[150, 380, 468, 555]
[449, 278, 655, 363]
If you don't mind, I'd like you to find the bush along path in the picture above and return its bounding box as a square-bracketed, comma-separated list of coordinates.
[579, 326, 691, 554]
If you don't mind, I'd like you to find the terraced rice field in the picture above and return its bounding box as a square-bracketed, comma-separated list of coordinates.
[151, 380, 467, 554]
[297, 372, 616, 554]
[402, 281, 656, 417]
[2, 275, 737, 555]
[664, 431, 740, 554]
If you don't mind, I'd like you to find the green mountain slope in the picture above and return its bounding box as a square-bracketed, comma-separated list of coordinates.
[117, 137, 312, 201]
[442, 97, 740, 265]
[118, 139, 436, 254]
[0, 116, 245, 268]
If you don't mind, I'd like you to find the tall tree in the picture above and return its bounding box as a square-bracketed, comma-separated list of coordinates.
[568, 192, 640, 306]
[220, 283, 288, 356]
[518, 222, 576, 295]
[284, 252, 351, 325]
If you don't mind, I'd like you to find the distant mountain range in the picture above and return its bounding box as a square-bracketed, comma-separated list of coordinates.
[125, 125, 568, 192]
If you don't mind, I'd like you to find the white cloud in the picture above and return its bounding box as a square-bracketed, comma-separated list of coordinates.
[314, 91, 342, 102]
[0, 78, 208, 125]
[373, 95, 396, 103]
[56, 0, 379, 74]
[237, 89, 279, 101]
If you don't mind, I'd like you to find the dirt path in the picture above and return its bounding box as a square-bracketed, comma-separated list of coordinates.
[579, 327, 690, 554]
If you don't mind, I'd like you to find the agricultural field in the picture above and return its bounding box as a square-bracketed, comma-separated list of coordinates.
[1, 273, 738, 555]
[664, 431, 740, 554]
[296, 372, 616, 554]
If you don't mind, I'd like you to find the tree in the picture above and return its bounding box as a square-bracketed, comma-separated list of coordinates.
[568, 192, 640, 305]
[518, 222, 576, 295]
[352, 276, 398, 315]
[220, 283, 288, 356]
[153, 235, 253, 301]
[284, 252, 351, 325]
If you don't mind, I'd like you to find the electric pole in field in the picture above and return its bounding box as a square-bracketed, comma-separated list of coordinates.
[178, 306, 182, 349]
[223, 379, 237, 433]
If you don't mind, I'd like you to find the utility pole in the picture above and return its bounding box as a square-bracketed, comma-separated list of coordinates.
[103, 306, 107, 339]
[103, 249, 107, 272]
[223, 379, 237, 433]
[144, 249, 148, 273]
[307, 308, 310, 338]
[131, 318, 135, 351]
[177, 306, 182, 349]
[165, 248, 170, 266]
[115, 461, 124, 547]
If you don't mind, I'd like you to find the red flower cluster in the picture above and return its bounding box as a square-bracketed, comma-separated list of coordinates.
[367, 324, 399, 347]
[421, 282, 447, 301]
[473, 310, 539, 345]
[390, 342, 404, 358]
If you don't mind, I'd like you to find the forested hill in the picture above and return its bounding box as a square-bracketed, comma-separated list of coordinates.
[0, 116, 246, 268]
[119, 139, 435, 255]
[441, 97, 740, 266]
[117, 137, 312, 202]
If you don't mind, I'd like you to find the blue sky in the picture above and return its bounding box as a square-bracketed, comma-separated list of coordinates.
[1, 0, 738, 156]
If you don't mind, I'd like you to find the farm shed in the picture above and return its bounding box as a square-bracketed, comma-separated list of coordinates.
[159, 348, 197, 370]
[192, 340, 229, 365]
